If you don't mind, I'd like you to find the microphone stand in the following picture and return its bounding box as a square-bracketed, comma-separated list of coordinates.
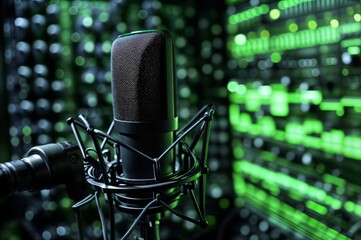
[67, 104, 215, 240]
[138, 214, 161, 240]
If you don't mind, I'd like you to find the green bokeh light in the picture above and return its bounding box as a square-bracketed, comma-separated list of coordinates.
[270, 9, 281, 20]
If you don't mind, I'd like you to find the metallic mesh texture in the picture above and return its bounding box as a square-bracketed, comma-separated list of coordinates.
[111, 32, 164, 122]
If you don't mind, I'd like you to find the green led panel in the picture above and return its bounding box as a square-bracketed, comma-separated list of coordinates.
[228, 0, 361, 239]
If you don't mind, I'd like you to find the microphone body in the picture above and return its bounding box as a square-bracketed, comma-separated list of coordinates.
[0, 142, 86, 201]
[111, 30, 177, 182]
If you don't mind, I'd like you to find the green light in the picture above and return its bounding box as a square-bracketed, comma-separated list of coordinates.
[330, 19, 339, 28]
[342, 68, 349, 76]
[286, 122, 304, 144]
[354, 13, 361, 22]
[320, 101, 343, 111]
[102, 41, 111, 53]
[355, 205, 361, 217]
[99, 12, 109, 22]
[180, 86, 191, 98]
[233, 171, 246, 195]
[270, 52, 282, 63]
[231, 110, 253, 133]
[355, 106, 361, 113]
[228, 4, 269, 25]
[260, 4, 269, 14]
[269, 9, 281, 20]
[342, 97, 361, 107]
[308, 20, 317, 29]
[344, 136, 361, 160]
[348, 46, 360, 55]
[68, 6, 78, 15]
[341, 22, 361, 35]
[336, 109, 345, 117]
[55, 122, 67, 133]
[245, 90, 261, 111]
[260, 29, 270, 38]
[236, 84, 247, 95]
[105, 93, 112, 104]
[117, 22, 127, 33]
[278, 0, 313, 10]
[22, 126, 31, 136]
[234, 34, 247, 45]
[289, 22, 298, 32]
[345, 201, 355, 212]
[247, 31, 257, 39]
[341, 38, 361, 48]
[262, 180, 280, 195]
[75, 56, 85, 66]
[229, 23, 347, 57]
[306, 200, 328, 215]
[301, 90, 322, 104]
[261, 151, 276, 162]
[321, 130, 344, 154]
[62, 46, 71, 56]
[330, 199, 342, 210]
[233, 145, 244, 159]
[84, 42, 95, 53]
[219, 198, 230, 209]
[259, 116, 276, 136]
[270, 89, 288, 116]
[258, 85, 272, 96]
[82, 16, 93, 28]
[84, 72, 95, 84]
[60, 198, 72, 208]
[323, 174, 345, 187]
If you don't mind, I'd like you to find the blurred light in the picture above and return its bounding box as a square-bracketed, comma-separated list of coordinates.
[288, 23, 298, 32]
[270, 52, 281, 63]
[308, 20, 317, 29]
[82, 16, 93, 28]
[354, 13, 361, 22]
[269, 9, 281, 20]
[330, 19, 339, 28]
[235, 34, 247, 45]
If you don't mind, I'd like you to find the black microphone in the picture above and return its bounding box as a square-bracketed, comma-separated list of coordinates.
[66, 29, 213, 239]
[0, 141, 86, 201]
[111, 30, 177, 182]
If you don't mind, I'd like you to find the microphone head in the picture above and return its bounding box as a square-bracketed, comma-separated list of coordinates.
[111, 30, 178, 181]
[111, 30, 176, 123]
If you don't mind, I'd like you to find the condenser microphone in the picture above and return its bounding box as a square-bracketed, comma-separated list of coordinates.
[65, 30, 213, 239]
[111, 30, 177, 182]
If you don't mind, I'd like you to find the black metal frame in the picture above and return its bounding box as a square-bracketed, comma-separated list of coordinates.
[67, 104, 215, 240]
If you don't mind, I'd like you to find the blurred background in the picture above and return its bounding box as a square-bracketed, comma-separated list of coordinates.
[0, 0, 361, 239]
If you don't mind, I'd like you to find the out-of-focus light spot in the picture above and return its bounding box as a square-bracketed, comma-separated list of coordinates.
[354, 13, 361, 22]
[330, 19, 339, 28]
[270, 9, 281, 20]
[227, 81, 238, 92]
[271, 52, 282, 63]
[22, 126, 31, 136]
[260, 29, 270, 38]
[235, 34, 247, 45]
[75, 56, 85, 66]
[308, 20, 317, 29]
[289, 23, 298, 32]
[82, 16, 93, 28]
[342, 68, 349, 76]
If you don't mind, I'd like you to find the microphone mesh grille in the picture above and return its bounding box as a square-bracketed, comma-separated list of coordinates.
[111, 32, 164, 121]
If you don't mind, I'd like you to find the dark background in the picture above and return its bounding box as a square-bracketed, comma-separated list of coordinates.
[1, 0, 361, 240]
